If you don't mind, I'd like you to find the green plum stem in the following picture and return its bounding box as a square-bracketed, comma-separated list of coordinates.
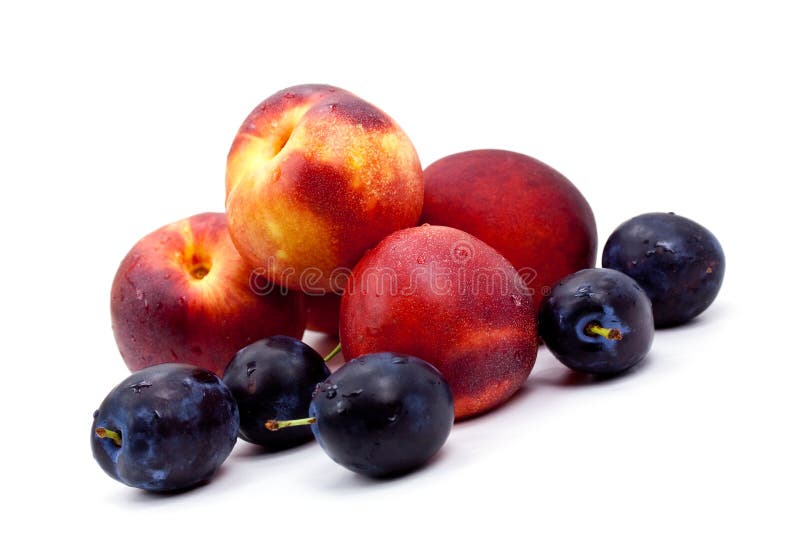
[585, 322, 623, 341]
[95, 427, 122, 446]
[265, 417, 317, 431]
[323, 342, 342, 363]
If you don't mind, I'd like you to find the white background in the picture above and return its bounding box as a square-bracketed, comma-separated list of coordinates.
[1, 1, 797, 532]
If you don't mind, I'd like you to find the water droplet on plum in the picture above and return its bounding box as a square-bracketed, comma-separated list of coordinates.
[128, 380, 152, 393]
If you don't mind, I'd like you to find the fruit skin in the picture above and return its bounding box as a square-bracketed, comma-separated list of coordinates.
[340, 224, 538, 420]
[225, 84, 424, 293]
[222, 336, 330, 450]
[602, 212, 725, 327]
[110, 212, 306, 377]
[421, 149, 597, 310]
[305, 293, 342, 336]
[91, 363, 239, 492]
[539, 268, 654, 375]
[309, 352, 454, 477]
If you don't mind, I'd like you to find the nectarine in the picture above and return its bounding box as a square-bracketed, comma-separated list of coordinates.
[422, 149, 597, 311]
[340, 225, 538, 419]
[226, 84, 424, 293]
[305, 292, 341, 337]
[110, 213, 306, 376]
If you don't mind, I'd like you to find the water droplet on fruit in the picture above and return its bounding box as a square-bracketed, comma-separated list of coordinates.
[343, 388, 363, 398]
[574, 285, 593, 298]
[136, 289, 144, 300]
[328, 103, 337, 111]
[128, 380, 152, 393]
[416, 256, 425, 264]
[392, 356, 407, 365]
[336, 401, 349, 414]
[631, 260, 638, 266]
[325, 385, 338, 399]
[177, 296, 186, 306]
[655, 241, 676, 254]
[163, 273, 171, 280]
[284, 92, 296, 99]
[387, 414, 398, 423]
[246, 361, 257, 376]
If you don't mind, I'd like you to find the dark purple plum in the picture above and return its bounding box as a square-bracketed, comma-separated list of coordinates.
[268, 352, 454, 478]
[539, 268, 654, 375]
[602, 212, 725, 327]
[222, 336, 330, 450]
[91, 363, 239, 492]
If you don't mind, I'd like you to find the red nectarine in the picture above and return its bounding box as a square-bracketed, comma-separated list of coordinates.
[340, 225, 538, 419]
[422, 149, 597, 311]
[305, 292, 341, 337]
[110, 212, 306, 376]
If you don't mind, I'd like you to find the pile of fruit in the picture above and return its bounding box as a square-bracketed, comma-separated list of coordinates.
[92, 84, 725, 491]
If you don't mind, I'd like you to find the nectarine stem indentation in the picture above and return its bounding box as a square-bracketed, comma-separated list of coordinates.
[191, 265, 210, 280]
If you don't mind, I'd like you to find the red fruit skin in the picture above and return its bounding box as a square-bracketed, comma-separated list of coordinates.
[110, 212, 306, 376]
[340, 225, 538, 420]
[421, 149, 597, 311]
[305, 292, 341, 336]
[225, 84, 424, 293]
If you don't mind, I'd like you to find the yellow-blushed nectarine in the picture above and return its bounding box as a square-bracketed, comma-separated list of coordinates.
[225, 84, 424, 293]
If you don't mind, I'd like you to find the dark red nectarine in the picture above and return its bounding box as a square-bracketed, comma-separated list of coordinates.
[305, 292, 341, 337]
[421, 149, 597, 310]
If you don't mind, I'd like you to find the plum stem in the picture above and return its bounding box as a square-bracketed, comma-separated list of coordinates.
[323, 343, 341, 363]
[265, 417, 317, 431]
[585, 322, 623, 341]
[95, 427, 122, 446]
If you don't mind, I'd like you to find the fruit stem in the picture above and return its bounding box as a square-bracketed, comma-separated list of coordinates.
[585, 322, 623, 341]
[265, 417, 317, 431]
[95, 427, 122, 446]
[323, 342, 341, 363]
